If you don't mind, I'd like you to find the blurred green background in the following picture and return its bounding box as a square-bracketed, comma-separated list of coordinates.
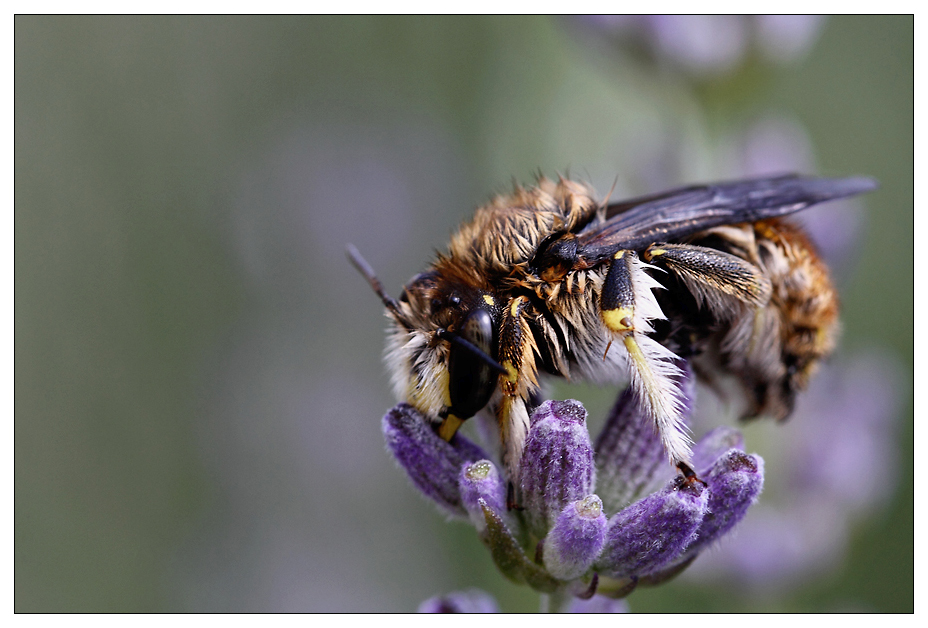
[16, 16, 912, 612]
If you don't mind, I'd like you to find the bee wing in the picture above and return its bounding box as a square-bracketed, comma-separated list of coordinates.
[577, 174, 878, 255]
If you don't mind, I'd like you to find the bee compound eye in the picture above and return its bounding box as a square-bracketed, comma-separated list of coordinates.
[447, 308, 498, 419]
[460, 308, 493, 351]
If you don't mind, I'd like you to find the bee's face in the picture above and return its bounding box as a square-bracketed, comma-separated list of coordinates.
[387, 271, 501, 424]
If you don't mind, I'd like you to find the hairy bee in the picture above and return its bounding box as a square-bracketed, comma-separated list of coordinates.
[349, 174, 876, 480]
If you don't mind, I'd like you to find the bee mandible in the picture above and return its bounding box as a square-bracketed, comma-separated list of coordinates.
[349, 174, 877, 482]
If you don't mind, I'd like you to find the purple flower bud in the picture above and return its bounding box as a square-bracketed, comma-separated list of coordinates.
[596, 475, 708, 579]
[459, 460, 506, 531]
[542, 495, 608, 581]
[520, 400, 596, 537]
[685, 450, 764, 556]
[417, 588, 500, 613]
[596, 363, 695, 512]
[382, 403, 489, 518]
[595, 387, 667, 513]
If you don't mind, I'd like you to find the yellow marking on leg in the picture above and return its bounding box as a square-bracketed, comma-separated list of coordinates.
[438, 414, 465, 441]
[602, 306, 635, 332]
[623, 334, 646, 369]
[502, 359, 519, 383]
[510, 295, 526, 318]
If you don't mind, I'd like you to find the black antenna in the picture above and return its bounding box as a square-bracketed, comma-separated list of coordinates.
[346, 244, 411, 328]
[437, 329, 508, 375]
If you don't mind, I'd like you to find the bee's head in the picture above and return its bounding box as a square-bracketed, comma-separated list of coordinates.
[347, 245, 503, 424]
[389, 270, 504, 423]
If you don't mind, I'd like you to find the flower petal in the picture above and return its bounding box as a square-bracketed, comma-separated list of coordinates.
[692, 426, 745, 475]
[565, 594, 630, 613]
[594, 387, 667, 512]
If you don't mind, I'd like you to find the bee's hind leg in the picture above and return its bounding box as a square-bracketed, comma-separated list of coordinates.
[599, 250, 693, 466]
[642, 243, 772, 314]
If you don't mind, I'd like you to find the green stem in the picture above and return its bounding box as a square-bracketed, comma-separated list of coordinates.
[539, 589, 570, 613]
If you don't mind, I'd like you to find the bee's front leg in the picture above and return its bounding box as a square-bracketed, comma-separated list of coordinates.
[496, 295, 538, 484]
[599, 250, 693, 467]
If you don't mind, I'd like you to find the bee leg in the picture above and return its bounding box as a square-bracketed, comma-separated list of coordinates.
[643, 243, 772, 315]
[600, 250, 693, 466]
[676, 461, 706, 487]
[437, 414, 466, 441]
[497, 295, 538, 483]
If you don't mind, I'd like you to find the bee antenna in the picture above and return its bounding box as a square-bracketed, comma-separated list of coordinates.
[599, 175, 620, 210]
[346, 244, 410, 328]
[437, 329, 508, 375]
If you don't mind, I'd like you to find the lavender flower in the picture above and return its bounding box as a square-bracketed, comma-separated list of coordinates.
[577, 15, 826, 77]
[382, 367, 766, 611]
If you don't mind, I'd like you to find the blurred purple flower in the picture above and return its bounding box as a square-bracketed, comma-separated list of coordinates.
[728, 113, 866, 272]
[755, 15, 827, 64]
[417, 586, 631, 613]
[686, 348, 905, 593]
[418, 588, 500, 613]
[385, 368, 764, 611]
[564, 594, 630, 613]
[577, 15, 826, 77]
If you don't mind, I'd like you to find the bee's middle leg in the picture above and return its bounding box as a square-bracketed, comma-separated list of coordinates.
[599, 250, 693, 467]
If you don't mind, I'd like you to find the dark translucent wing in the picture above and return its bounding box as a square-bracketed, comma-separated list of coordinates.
[577, 175, 878, 257]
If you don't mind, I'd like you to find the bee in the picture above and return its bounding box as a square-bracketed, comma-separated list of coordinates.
[349, 174, 876, 481]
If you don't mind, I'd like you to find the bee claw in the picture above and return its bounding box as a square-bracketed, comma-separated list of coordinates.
[676, 461, 707, 487]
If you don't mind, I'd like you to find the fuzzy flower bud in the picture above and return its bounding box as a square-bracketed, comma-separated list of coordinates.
[459, 459, 506, 532]
[519, 399, 596, 537]
[542, 494, 607, 581]
[684, 450, 764, 556]
[595, 363, 695, 512]
[382, 403, 488, 517]
[595, 387, 667, 513]
[596, 475, 708, 579]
